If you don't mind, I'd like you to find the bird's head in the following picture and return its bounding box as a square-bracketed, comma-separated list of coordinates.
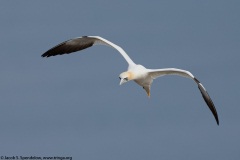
[119, 71, 134, 85]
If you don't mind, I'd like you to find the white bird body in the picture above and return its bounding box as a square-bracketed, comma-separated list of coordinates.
[120, 64, 152, 96]
[42, 36, 219, 125]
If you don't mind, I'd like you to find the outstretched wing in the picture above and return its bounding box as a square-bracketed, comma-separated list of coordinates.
[41, 36, 136, 66]
[148, 68, 219, 125]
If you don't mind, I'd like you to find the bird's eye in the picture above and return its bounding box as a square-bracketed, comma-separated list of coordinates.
[119, 77, 121, 80]
[124, 78, 128, 81]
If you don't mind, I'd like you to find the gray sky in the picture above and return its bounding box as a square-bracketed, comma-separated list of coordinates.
[0, 0, 239, 159]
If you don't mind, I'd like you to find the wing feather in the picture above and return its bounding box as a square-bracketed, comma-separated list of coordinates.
[41, 36, 135, 66]
[148, 68, 219, 125]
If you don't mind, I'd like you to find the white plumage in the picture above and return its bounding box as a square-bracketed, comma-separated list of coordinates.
[42, 36, 219, 125]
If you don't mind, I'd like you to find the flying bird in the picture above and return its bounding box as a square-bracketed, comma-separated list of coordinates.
[42, 36, 219, 125]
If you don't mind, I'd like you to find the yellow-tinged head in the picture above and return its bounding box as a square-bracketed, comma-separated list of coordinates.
[119, 71, 134, 85]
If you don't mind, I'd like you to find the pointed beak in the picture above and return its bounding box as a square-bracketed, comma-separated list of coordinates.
[119, 78, 125, 85]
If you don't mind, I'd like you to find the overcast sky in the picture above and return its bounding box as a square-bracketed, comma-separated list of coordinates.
[0, 0, 239, 159]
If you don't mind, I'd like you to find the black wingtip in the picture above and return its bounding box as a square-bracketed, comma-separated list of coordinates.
[194, 78, 219, 125]
[41, 54, 46, 58]
[41, 52, 52, 58]
[41, 37, 95, 58]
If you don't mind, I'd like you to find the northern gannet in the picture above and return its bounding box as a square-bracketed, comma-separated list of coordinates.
[42, 36, 219, 125]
